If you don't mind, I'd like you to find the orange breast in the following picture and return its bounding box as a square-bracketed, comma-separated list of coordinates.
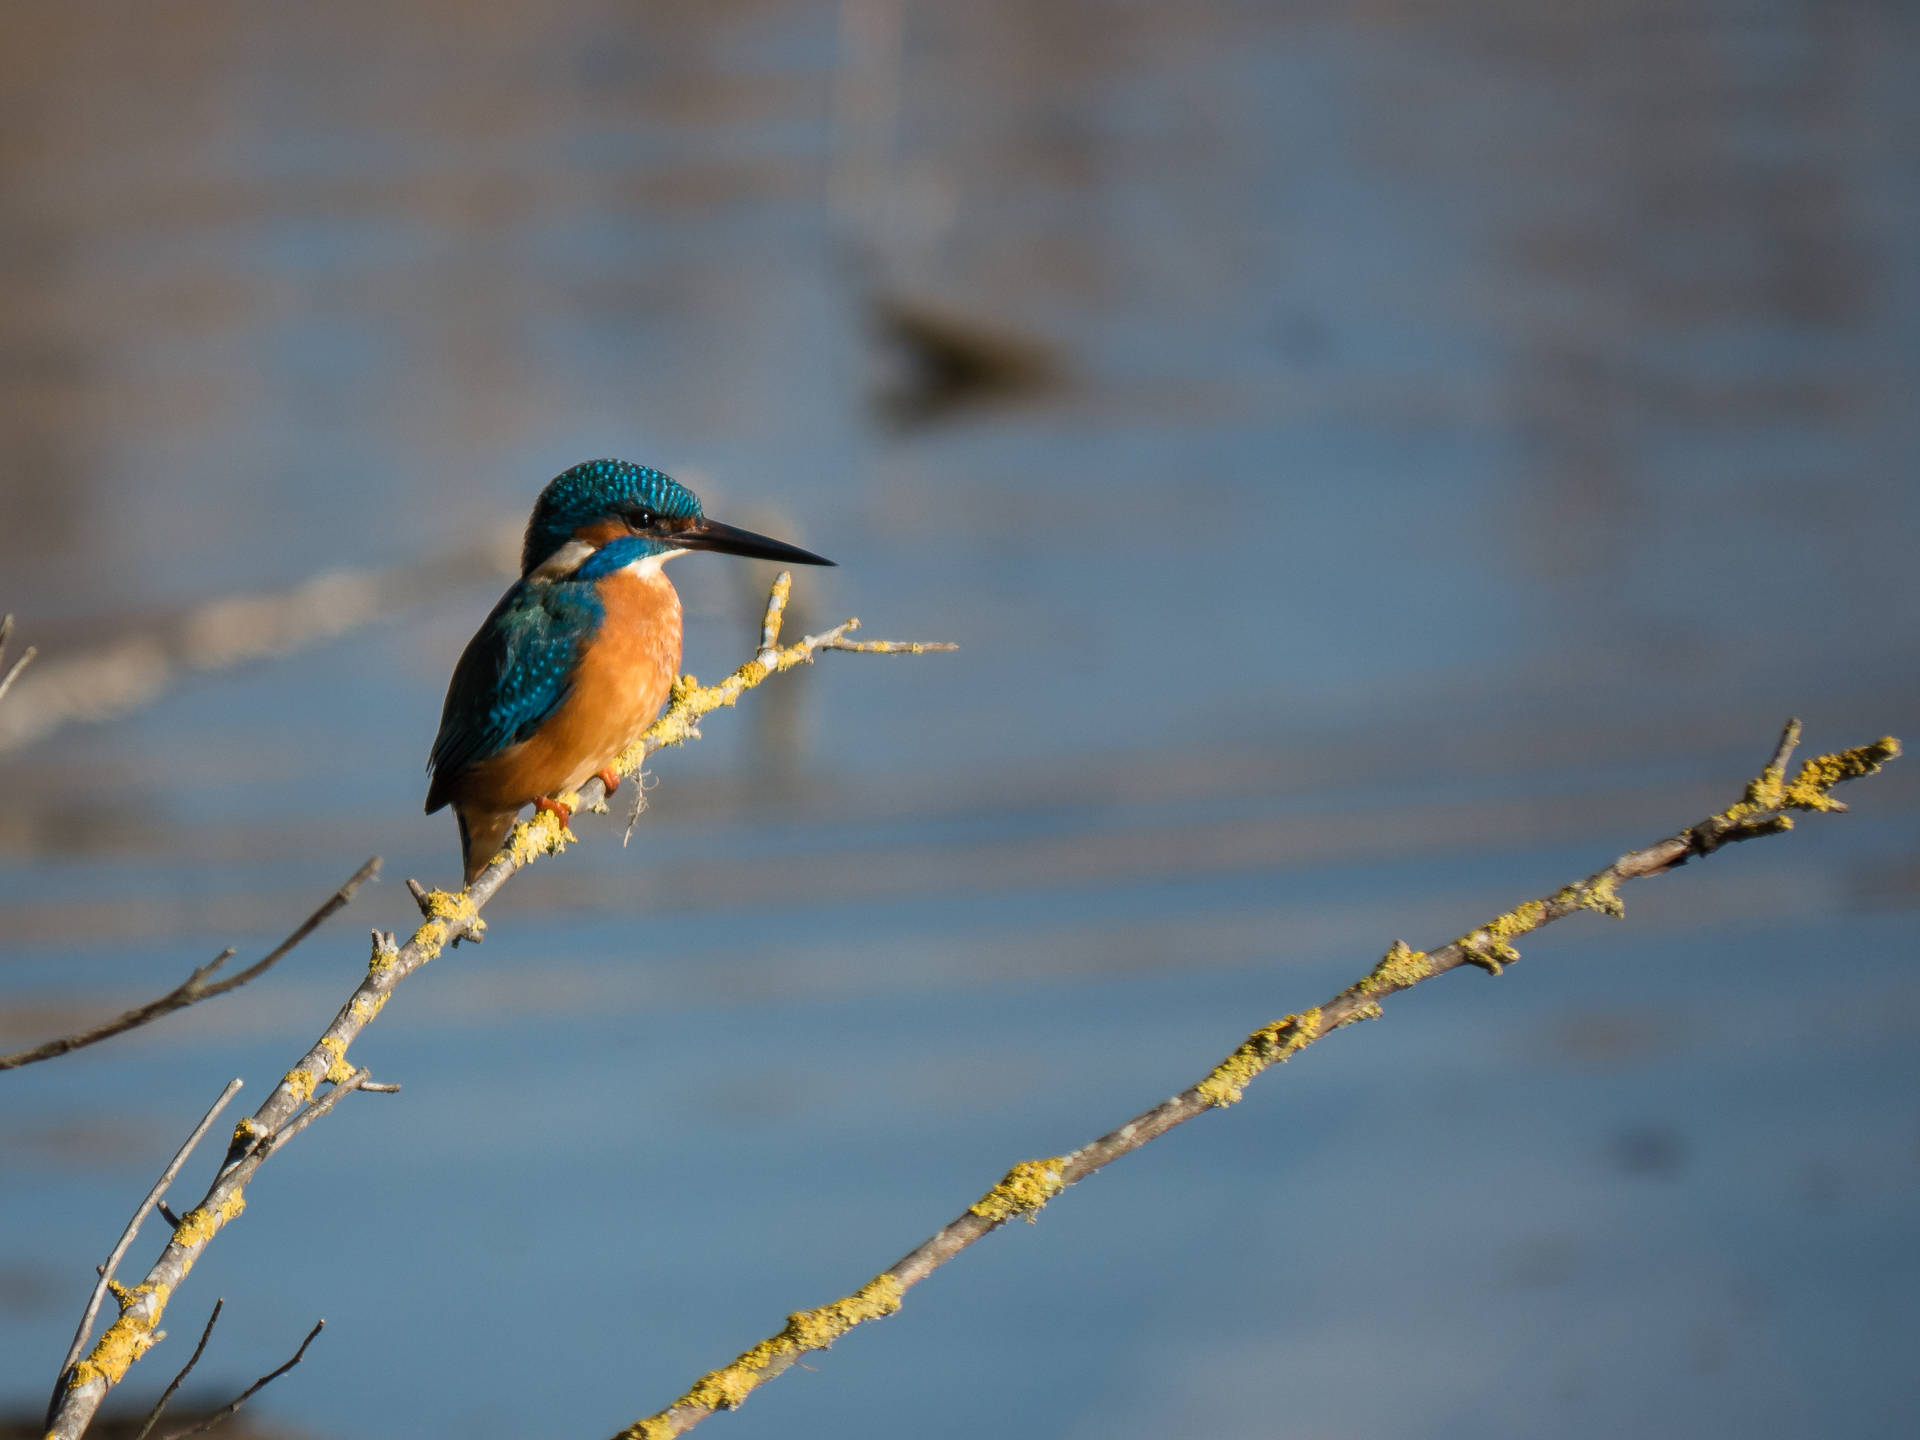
[457, 565, 683, 811]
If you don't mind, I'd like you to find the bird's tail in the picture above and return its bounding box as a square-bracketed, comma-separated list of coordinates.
[457, 807, 520, 885]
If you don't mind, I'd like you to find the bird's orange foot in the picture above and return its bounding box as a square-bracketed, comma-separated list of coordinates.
[533, 795, 573, 828]
[595, 767, 621, 797]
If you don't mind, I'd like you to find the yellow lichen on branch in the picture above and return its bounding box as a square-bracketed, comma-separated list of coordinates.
[505, 804, 578, 870]
[757, 571, 792, 651]
[970, 1157, 1069, 1223]
[1555, 872, 1626, 918]
[604, 602, 956, 786]
[1355, 939, 1432, 996]
[349, 989, 388, 1023]
[424, 887, 482, 931]
[320, 1034, 354, 1085]
[618, 1275, 907, 1436]
[407, 887, 487, 958]
[68, 1184, 246, 1392]
[69, 1175, 249, 1394]
[607, 720, 1898, 1440]
[67, 1281, 171, 1388]
[170, 1190, 246, 1250]
[1196, 1007, 1323, 1107]
[1456, 897, 1549, 974]
[1783, 735, 1901, 811]
[1738, 719, 1800, 812]
[1702, 728, 1899, 844]
[367, 933, 400, 978]
[281, 1060, 322, 1105]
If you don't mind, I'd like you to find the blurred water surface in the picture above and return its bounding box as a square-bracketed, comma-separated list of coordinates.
[2, 3, 1916, 1438]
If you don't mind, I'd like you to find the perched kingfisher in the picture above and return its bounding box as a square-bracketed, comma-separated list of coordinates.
[426, 459, 832, 884]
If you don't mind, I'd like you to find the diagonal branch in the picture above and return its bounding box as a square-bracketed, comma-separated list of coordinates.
[1, 858, 382, 1071]
[609, 718, 1901, 1440]
[43, 575, 952, 1440]
[0, 613, 37, 704]
[0, 525, 522, 753]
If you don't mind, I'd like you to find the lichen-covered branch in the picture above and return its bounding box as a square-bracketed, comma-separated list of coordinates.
[611, 719, 1900, 1440]
[1, 859, 380, 1072]
[49, 1078, 244, 1426]
[43, 576, 950, 1440]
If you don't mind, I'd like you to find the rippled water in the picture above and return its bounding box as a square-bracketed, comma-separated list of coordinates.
[3, 3, 1916, 1438]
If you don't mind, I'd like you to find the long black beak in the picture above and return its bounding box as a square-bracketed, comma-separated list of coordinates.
[674, 516, 835, 566]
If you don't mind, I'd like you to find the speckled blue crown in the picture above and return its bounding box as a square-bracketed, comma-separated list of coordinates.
[521, 459, 702, 576]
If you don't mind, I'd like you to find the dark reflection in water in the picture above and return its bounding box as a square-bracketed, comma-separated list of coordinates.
[2, 4, 1916, 1439]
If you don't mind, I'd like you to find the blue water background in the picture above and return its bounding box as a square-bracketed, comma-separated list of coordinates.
[2, 3, 1917, 1437]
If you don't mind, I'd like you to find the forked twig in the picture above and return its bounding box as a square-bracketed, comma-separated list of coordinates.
[132, 1299, 223, 1440]
[156, 1318, 326, 1440]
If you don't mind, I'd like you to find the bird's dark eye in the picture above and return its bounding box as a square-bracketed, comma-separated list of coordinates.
[625, 505, 658, 531]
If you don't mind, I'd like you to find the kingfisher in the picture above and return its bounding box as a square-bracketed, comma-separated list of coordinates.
[426, 459, 832, 884]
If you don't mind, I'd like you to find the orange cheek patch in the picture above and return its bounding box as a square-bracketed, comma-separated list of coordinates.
[573, 518, 631, 548]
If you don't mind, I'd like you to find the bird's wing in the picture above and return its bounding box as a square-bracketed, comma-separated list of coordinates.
[424, 580, 602, 811]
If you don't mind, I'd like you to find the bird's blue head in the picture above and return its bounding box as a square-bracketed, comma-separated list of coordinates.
[520, 459, 832, 582]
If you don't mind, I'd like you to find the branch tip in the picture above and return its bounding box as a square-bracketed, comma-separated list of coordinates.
[0, 622, 36, 703]
[3, 859, 379, 1072]
[758, 571, 793, 652]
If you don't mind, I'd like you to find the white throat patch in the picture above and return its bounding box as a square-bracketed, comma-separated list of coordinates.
[530, 541, 689, 584]
[529, 539, 597, 582]
[626, 549, 687, 577]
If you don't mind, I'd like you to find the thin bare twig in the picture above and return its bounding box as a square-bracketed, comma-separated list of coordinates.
[156, 1318, 326, 1440]
[50, 1079, 244, 1421]
[611, 718, 1901, 1440]
[43, 576, 950, 1439]
[132, 1299, 223, 1440]
[0, 613, 37, 704]
[0, 858, 381, 1071]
